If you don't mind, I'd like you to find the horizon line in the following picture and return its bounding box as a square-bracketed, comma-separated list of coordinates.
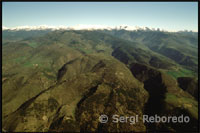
[2, 24, 198, 32]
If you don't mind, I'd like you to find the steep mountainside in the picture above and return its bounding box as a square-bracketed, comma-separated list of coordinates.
[2, 40, 82, 117]
[177, 77, 198, 100]
[2, 29, 198, 132]
[3, 54, 148, 132]
[129, 63, 198, 132]
[22, 30, 180, 70]
[102, 30, 198, 73]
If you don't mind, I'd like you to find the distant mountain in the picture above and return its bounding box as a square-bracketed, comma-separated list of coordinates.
[2, 30, 52, 43]
[3, 25, 197, 32]
[101, 30, 198, 72]
[2, 29, 197, 78]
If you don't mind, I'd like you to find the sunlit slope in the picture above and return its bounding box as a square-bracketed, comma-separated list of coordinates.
[102, 30, 198, 73]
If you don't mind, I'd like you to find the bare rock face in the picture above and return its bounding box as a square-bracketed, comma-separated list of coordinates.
[3, 54, 148, 132]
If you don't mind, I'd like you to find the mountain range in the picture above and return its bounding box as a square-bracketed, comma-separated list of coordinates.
[3, 25, 197, 32]
[2, 27, 198, 132]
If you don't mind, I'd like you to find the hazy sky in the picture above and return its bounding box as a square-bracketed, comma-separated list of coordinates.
[3, 2, 198, 31]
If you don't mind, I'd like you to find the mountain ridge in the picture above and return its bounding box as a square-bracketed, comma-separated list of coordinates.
[3, 25, 198, 32]
[2, 28, 198, 132]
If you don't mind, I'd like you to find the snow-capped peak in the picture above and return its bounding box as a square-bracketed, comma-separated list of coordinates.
[2, 25, 68, 31]
[2, 24, 186, 32]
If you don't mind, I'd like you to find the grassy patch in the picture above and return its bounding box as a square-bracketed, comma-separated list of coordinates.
[166, 68, 195, 79]
[71, 46, 94, 54]
[22, 56, 45, 68]
[165, 93, 178, 104]
[27, 42, 39, 48]
[78, 47, 93, 54]
[23, 61, 33, 67]
[165, 93, 198, 119]
[14, 56, 25, 62]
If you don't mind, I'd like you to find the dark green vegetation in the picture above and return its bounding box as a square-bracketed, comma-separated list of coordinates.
[130, 63, 198, 132]
[2, 29, 198, 132]
[2, 30, 52, 44]
[103, 30, 198, 73]
[177, 77, 198, 100]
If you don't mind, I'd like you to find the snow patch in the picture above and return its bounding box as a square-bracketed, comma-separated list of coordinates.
[2, 25, 196, 32]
